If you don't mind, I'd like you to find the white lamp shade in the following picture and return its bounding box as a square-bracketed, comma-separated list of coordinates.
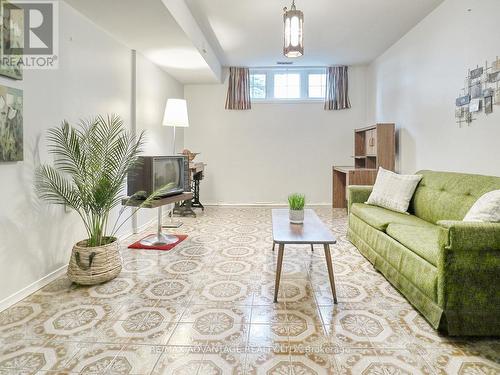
[163, 99, 189, 128]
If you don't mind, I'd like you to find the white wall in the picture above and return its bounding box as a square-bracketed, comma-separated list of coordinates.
[136, 54, 184, 157]
[184, 66, 367, 205]
[366, 0, 500, 176]
[0, 2, 183, 305]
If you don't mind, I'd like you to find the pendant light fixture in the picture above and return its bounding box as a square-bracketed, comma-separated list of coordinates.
[283, 0, 304, 58]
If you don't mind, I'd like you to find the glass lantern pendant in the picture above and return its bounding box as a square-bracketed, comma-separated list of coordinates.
[283, 0, 304, 58]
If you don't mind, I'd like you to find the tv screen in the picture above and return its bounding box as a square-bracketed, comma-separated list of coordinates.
[127, 156, 186, 199]
[154, 158, 182, 195]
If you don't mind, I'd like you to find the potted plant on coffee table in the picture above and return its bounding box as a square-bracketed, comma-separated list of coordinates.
[35, 114, 150, 285]
[288, 193, 305, 224]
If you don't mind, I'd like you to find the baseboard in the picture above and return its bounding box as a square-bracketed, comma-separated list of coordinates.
[0, 264, 67, 313]
[137, 216, 160, 233]
[0, 217, 158, 313]
[119, 215, 157, 240]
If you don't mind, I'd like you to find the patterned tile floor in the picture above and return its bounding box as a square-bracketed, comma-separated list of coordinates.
[0, 207, 499, 374]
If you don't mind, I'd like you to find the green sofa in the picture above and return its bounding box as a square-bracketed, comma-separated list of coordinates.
[347, 170, 500, 336]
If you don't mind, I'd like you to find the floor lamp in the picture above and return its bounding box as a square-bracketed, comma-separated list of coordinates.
[161, 98, 190, 230]
[163, 98, 189, 154]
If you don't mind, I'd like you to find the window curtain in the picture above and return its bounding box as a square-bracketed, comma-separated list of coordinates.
[324, 66, 351, 110]
[225, 67, 251, 110]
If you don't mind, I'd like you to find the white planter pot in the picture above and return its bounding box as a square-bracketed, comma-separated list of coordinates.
[289, 209, 304, 224]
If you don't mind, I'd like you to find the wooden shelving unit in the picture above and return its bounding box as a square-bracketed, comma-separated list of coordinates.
[332, 123, 395, 208]
[353, 124, 395, 171]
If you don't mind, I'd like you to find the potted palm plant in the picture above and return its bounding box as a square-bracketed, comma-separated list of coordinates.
[35, 114, 149, 285]
[288, 193, 305, 224]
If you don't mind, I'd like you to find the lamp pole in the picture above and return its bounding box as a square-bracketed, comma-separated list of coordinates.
[172, 125, 176, 155]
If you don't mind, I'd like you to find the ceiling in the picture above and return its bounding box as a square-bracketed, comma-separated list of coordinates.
[64, 0, 216, 83]
[186, 0, 444, 67]
[65, 0, 444, 83]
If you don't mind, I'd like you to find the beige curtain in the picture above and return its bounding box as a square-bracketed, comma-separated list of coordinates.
[324, 66, 351, 110]
[225, 67, 251, 110]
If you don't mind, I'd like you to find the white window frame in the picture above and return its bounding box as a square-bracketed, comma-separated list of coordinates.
[249, 73, 267, 100]
[249, 67, 327, 103]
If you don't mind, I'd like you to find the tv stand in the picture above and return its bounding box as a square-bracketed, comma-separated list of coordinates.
[122, 192, 193, 246]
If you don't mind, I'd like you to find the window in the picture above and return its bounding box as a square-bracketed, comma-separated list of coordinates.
[308, 73, 326, 98]
[249, 68, 326, 101]
[274, 73, 300, 99]
[250, 74, 266, 99]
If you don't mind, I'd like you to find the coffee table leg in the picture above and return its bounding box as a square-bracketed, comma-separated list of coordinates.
[323, 244, 337, 304]
[310, 244, 314, 252]
[272, 241, 275, 252]
[274, 243, 285, 303]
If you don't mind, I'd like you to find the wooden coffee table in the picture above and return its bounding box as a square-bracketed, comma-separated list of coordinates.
[272, 209, 337, 303]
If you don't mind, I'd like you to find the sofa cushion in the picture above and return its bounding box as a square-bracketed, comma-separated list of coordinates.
[386, 224, 448, 267]
[351, 203, 432, 232]
[349, 213, 439, 302]
[411, 170, 500, 224]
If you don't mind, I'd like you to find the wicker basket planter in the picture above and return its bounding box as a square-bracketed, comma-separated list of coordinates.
[67, 237, 122, 285]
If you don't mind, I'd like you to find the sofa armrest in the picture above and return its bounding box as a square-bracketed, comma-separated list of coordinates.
[347, 185, 373, 212]
[435, 220, 500, 335]
[437, 220, 500, 252]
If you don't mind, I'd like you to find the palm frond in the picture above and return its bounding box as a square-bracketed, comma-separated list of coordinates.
[35, 114, 145, 247]
[35, 165, 83, 210]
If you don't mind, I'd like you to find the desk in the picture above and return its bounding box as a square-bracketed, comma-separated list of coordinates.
[332, 166, 377, 208]
[190, 162, 205, 174]
[122, 192, 193, 246]
[174, 162, 206, 217]
[190, 162, 205, 211]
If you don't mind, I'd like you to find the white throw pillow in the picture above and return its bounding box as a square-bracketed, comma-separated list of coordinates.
[366, 168, 422, 214]
[463, 190, 500, 222]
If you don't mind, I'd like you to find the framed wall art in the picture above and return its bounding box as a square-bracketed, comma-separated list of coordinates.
[0, 1, 23, 80]
[488, 71, 500, 83]
[0, 85, 23, 162]
[494, 88, 500, 105]
[470, 82, 482, 98]
[484, 96, 493, 114]
[469, 98, 481, 113]
[470, 67, 483, 79]
[455, 95, 470, 106]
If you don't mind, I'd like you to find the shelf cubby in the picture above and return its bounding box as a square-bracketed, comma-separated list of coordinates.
[354, 124, 395, 171]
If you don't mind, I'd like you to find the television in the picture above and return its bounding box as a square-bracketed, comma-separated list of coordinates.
[127, 156, 189, 199]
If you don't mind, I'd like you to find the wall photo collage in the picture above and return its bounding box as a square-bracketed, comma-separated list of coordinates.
[455, 56, 500, 126]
